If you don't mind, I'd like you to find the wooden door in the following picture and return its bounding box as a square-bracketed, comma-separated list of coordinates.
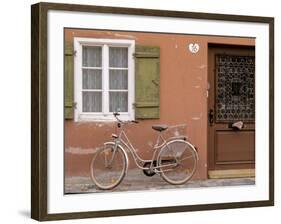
[208, 45, 255, 177]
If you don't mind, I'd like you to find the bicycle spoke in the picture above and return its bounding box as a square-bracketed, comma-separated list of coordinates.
[178, 155, 194, 162]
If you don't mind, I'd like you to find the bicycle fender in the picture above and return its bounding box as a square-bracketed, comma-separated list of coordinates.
[104, 142, 129, 174]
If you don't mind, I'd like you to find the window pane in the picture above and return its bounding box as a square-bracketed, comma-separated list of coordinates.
[109, 92, 128, 112]
[82, 92, 102, 112]
[82, 46, 102, 67]
[109, 47, 128, 68]
[109, 70, 128, 90]
[82, 69, 102, 89]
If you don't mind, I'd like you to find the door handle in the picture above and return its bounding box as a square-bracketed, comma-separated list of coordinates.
[229, 121, 244, 130]
[208, 109, 214, 126]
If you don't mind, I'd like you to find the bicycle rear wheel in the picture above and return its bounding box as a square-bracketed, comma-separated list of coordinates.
[90, 144, 127, 190]
[157, 140, 197, 185]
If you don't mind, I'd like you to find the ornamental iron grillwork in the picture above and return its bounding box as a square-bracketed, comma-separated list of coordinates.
[215, 55, 255, 122]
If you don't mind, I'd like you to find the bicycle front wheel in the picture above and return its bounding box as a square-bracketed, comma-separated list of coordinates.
[90, 144, 127, 190]
[157, 140, 197, 185]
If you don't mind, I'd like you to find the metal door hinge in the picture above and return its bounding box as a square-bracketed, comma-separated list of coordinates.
[208, 109, 214, 126]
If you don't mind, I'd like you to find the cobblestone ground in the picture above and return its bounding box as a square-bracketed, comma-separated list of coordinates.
[65, 169, 255, 194]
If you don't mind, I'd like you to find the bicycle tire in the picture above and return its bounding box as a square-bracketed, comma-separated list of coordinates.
[90, 143, 128, 190]
[157, 140, 198, 185]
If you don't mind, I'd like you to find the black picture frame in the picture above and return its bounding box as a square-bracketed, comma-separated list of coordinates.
[31, 2, 274, 221]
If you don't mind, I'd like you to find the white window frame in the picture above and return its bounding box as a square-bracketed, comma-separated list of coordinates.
[74, 37, 135, 122]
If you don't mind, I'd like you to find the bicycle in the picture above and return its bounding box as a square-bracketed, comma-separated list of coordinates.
[90, 112, 199, 190]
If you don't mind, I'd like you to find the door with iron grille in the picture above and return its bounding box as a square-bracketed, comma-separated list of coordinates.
[208, 45, 255, 177]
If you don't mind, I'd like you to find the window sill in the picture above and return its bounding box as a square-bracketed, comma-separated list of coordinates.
[75, 113, 134, 122]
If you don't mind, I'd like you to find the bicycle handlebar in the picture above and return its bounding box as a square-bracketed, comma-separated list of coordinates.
[113, 112, 139, 124]
[113, 112, 120, 116]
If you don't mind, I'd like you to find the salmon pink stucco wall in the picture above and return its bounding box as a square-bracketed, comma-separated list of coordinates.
[64, 28, 255, 179]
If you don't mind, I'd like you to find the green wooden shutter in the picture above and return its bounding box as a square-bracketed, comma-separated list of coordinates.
[64, 42, 74, 119]
[135, 45, 160, 119]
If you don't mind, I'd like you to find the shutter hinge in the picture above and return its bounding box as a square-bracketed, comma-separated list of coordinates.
[152, 80, 159, 86]
[65, 50, 76, 56]
[73, 102, 77, 109]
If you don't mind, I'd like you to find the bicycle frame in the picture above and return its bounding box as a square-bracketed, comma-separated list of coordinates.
[108, 123, 187, 172]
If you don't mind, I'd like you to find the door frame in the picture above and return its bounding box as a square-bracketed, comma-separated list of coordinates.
[207, 43, 256, 177]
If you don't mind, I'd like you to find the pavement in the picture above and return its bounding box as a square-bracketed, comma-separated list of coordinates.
[65, 169, 255, 194]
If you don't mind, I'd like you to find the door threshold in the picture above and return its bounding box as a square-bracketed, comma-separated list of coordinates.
[208, 169, 255, 179]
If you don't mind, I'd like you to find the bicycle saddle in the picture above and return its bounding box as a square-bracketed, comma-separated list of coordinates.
[152, 125, 168, 132]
